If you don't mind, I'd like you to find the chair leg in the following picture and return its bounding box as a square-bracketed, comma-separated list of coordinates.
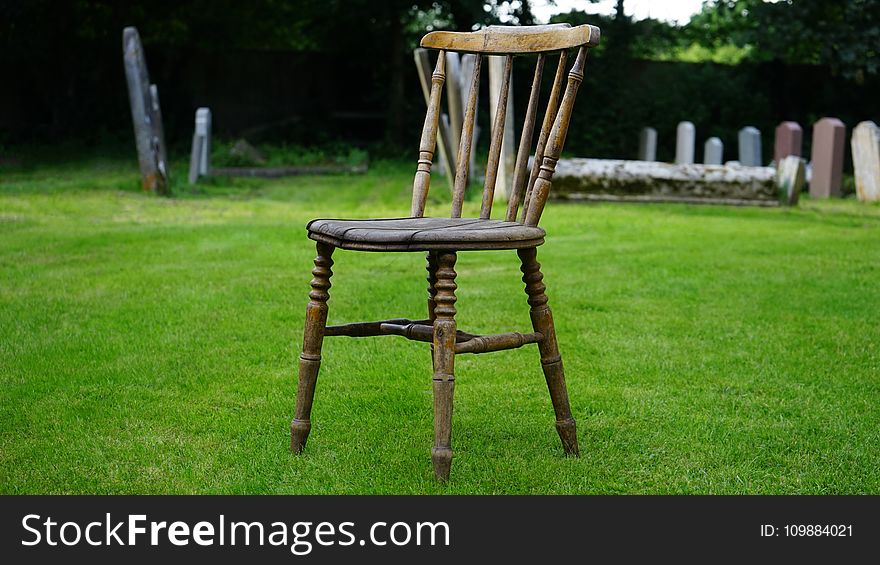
[426, 251, 439, 322]
[431, 251, 457, 481]
[291, 241, 335, 453]
[518, 247, 579, 456]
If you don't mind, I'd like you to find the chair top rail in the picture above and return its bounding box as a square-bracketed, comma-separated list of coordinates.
[421, 23, 599, 55]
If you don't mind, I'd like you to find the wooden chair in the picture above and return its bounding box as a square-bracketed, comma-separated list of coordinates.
[290, 23, 601, 481]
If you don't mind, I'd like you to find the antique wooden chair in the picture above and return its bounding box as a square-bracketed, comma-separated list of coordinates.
[290, 23, 600, 481]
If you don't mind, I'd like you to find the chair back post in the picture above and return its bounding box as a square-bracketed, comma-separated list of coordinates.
[416, 24, 599, 224]
[411, 51, 447, 218]
[523, 46, 588, 226]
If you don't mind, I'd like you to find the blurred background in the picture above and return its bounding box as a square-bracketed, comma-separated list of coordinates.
[1, 0, 878, 165]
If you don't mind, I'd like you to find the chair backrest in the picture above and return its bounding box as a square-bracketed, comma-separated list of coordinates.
[410, 23, 600, 226]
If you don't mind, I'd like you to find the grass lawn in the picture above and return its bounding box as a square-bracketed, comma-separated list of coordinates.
[1, 155, 879, 494]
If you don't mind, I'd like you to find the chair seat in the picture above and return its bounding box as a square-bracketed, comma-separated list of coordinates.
[307, 217, 545, 251]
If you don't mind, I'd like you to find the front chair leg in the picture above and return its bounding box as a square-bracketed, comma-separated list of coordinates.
[431, 251, 458, 481]
[518, 247, 579, 456]
[291, 241, 335, 453]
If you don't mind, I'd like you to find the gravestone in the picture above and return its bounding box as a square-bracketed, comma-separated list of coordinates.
[738, 126, 762, 166]
[675, 121, 695, 165]
[413, 49, 455, 189]
[774, 121, 802, 163]
[809, 117, 846, 198]
[704, 137, 723, 165]
[122, 27, 169, 195]
[851, 120, 880, 202]
[188, 108, 212, 184]
[638, 127, 657, 161]
[488, 55, 515, 202]
[776, 155, 805, 206]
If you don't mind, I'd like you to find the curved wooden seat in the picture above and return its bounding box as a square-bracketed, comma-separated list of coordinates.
[308, 217, 545, 251]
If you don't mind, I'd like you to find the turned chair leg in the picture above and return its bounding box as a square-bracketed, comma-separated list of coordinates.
[431, 251, 457, 481]
[291, 241, 335, 453]
[518, 247, 579, 456]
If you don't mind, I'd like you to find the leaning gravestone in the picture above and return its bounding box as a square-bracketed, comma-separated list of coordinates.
[851, 121, 880, 202]
[774, 121, 802, 163]
[776, 155, 805, 206]
[188, 108, 212, 184]
[639, 127, 657, 161]
[675, 121, 695, 165]
[738, 126, 762, 166]
[122, 27, 169, 195]
[810, 117, 846, 198]
[704, 137, 723, 165]
[488, 55, 515, 202]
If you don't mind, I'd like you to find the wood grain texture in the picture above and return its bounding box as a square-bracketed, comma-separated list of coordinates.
[411, 51, 446, 217]
[524, 46, 588, 226]
[481, 55, 513, 219]
[290, 242, 335, 453]
[292, 23, 597, 481]
[521, 51, 568, 223]
[431, 252, 458, 481]
[451, 55, 482, 218]
[308, 217, 545, 251]
[506, 54, 545, 221]
[421, 23, 599, 54]
[518, 247, 578, 456]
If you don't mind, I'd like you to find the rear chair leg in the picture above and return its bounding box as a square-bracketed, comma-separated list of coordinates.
[291, 242, 335, 453]
[518, 247, 579, 456]
[431, 251, 457, 481]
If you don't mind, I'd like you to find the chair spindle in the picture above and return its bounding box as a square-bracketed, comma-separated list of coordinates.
[523, 47, 587, 226]
[410, 51, 446, 218]
[506, 54, 546, 222]
[480, 55, 513, 219]
[451, 54, 482, 218]
[521, 51, 568, 223]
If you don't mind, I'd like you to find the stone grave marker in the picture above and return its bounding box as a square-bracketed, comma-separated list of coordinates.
[675, 121, 695, 165]
[704, 137, 723, 165]
[776, 155, 805, 206]
[488, 55, 515, 202]
[738, 126, 762, 166]
[122, 26, 169, 195]
[810, 117, 846, 198]
[851, 120, 880, 202]
[774, 121, 802, 163]
[639, 127, 657, 161]
[188, 108, 212, 184]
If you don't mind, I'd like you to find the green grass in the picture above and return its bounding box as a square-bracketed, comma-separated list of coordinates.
[1, 156, 879, 494]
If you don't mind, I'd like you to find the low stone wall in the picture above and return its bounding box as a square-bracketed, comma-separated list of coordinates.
[551, 158, 779, 206]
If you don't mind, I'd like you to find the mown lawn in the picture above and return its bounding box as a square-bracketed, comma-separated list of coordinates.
[1, 156, 878, 494]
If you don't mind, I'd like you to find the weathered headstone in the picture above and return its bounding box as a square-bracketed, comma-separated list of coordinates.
[851, 120, 880, 202]
[488, 55, 515, 202]
[774, 121, 802, 163]
[738, 126, 762, 167]
[413, 49, 455, 189]
[675, 121, 695, 165]
[188, 107, 212, 184]
[638, 127, 657, 161]
[809, 117, 846, 198]
[704, 137, 723, 165]
[775, 155, 805, 206]
[122, 27, 169, 195]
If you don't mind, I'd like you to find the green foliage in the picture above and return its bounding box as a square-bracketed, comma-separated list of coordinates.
[1, 157, 879, 493]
